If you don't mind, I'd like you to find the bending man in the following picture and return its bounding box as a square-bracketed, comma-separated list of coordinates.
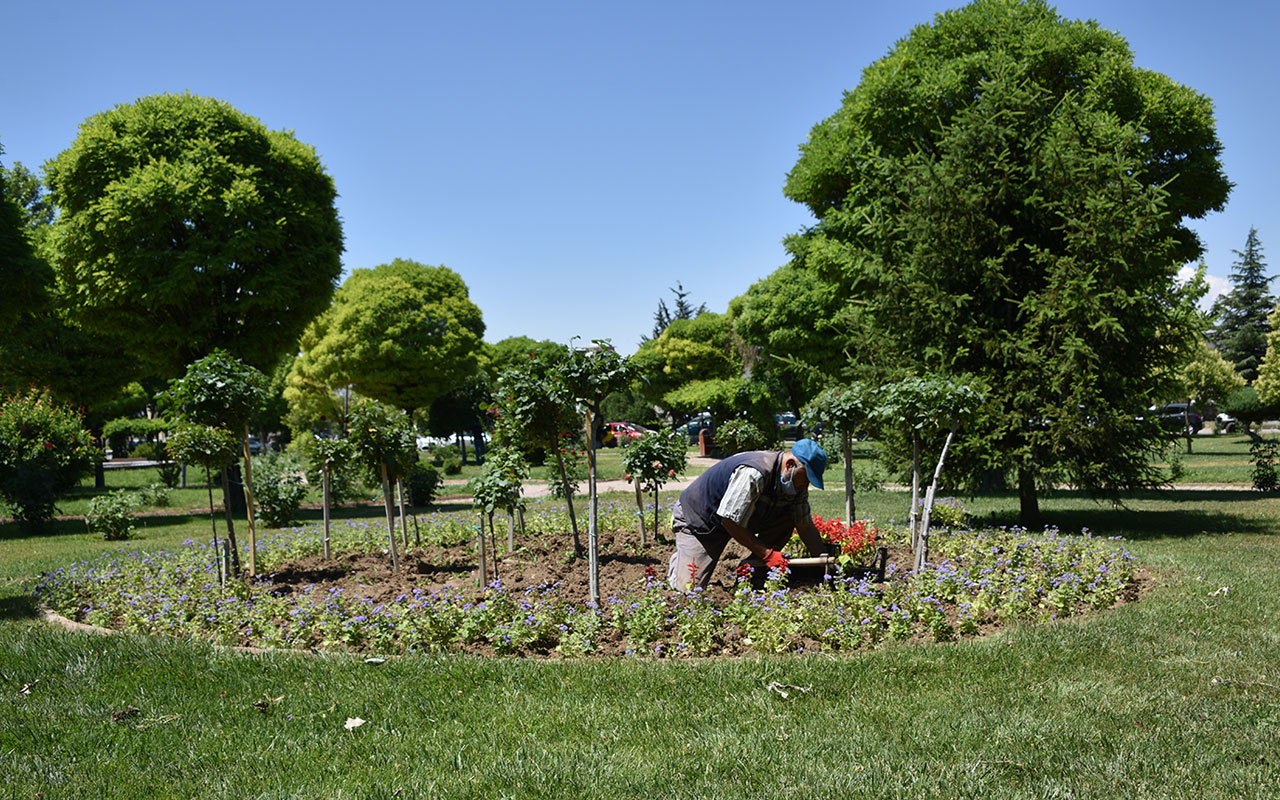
[667, 438, 829, 591]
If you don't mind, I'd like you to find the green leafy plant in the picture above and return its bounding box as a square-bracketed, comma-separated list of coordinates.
[1249, 439, 1279, 492]
[251, 453, 308, 528]
[620, 427, 687, 539]
[712, 419, 773, 455]
[85, 490, 140, 540]
[0, 388, 97, 526]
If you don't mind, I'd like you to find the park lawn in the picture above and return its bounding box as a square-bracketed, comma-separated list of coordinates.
[2, 485, 1278, 798]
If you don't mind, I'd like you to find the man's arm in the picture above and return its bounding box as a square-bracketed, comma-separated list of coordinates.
[722, 517, 771, 559]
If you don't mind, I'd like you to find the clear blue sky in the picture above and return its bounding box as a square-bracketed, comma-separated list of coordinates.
[4, 0, 1276, 354]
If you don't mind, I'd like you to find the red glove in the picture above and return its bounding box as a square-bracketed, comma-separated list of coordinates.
[763, 549, 789, 572]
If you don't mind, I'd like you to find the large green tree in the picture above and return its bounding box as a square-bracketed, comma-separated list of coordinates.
[729, 263, 852, 415]
[784, 0, 1231, 522]
[286, 258, 486, 419]
[44, 93, 344, 377]
[0, 143, 49, 337]
[1209, 228, 1273, 382]
[630, 312, 738, 417]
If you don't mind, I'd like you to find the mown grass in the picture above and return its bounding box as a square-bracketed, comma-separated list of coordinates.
[2, 475, 1278, 796]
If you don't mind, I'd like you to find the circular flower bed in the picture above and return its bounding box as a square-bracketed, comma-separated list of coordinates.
[34, 501, 1140, 658]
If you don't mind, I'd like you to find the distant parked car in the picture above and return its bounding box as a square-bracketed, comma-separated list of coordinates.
[1149, 403, 1203, 435]
[1216, 412, 1238, 433]
[676, 412, 713, 444]
[775, 412, 799, 440]
[605, 421, 648, 446]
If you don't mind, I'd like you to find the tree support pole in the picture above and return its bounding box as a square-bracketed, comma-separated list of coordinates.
[241, 424, 259, 576]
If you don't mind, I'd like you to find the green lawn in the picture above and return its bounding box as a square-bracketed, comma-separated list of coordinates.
[2, 453, 1278, 797]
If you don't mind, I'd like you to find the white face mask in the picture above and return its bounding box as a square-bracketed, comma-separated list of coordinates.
[779, 466, 799, 497]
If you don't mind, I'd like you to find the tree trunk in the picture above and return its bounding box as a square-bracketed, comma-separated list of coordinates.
[634, 479, 647, 548]
[476, 512, 487, 586]
[842, 429, 854, 527]
[218, 466, 241, 574]
[585, 411, 600, 607]
[380, 463, 400, 571]
[1018, 467, 1041, 528]
[652, 486, 660, 541]
[240, 424, 259, 576]
[554, 447, 582, 555]
[507, 509, 515, 552]
[205, 466, 219, 556]
[458, 431, 468, 465]
[489, 513, 499, 581]
[322, 468, 331, 561]
[1184, 406, 1194, 455]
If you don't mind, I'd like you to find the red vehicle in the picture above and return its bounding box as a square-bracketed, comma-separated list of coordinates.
[605, 421, 649, 446]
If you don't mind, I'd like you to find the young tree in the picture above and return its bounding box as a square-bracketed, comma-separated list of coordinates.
[559, 341, 633, 605]
[1210, 229, 1274, 382]
[875, 375, 984, 568]
[347, 399, 417, 571]
[43, 93, 343, 378]
[489, 350, 585, 554]
[467, 445, 529, 578]
[165, 351, 268, 574]
[166, 422, 241, 564]
[802, 382, 873, 526]
[783, 0, 1229, 524]
[286, 259, 486, 419]
[619, 428, 687, 545]
[300, 435, 356, 560]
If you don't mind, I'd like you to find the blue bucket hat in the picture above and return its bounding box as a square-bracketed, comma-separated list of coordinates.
[790, 438, 827, 490]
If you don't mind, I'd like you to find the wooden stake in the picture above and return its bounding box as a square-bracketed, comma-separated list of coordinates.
[322, 468, 331, 561]
[241, 424, 259, 576]
[381, 463, 399, 571]
[476, 513, 487, 585]
[634, 479, 647, 547]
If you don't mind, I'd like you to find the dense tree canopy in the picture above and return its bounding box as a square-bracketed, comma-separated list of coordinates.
[286, 259, 486, 417]
[44, 93, 344, 377]
[783, 0, 1231, 520]
[630, 312, 738, 414]
[0, 144, 49, 337]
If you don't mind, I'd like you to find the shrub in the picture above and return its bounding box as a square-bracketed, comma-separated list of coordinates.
[156, 461, 183, 489]
[130, 441, 164, 461]
[135, 482, 171, 508]
[0, 388, 98, 526]
[251, 453, 307, 528]
[403, 460, 441, 507]
[1250, 439, 1279, 492]
[86, 490, 139, 540]
[427, 445, 463, 475]
[714, 419, 773, 456]
[928, 497, 970, 529]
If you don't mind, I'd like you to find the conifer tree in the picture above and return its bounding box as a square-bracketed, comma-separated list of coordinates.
[1209, 228, 1273, 382]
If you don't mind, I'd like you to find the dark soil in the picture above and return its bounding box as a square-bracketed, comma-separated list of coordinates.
[264, 528, 847, 607]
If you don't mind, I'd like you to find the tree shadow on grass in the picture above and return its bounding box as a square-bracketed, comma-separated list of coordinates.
[976, 489, 1279, 541]
[0, 593, 37, 621]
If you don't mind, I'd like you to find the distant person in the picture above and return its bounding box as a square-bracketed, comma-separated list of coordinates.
[667, 438, 829, 591]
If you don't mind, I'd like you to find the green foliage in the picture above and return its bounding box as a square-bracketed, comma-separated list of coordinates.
[784, 0, 1229, 511]
[298, 435, 364, 506]
[347, 399, 417, 482]
[0, 388, 97, 525]
[163, 350, 268, 432]
[803, 383, 874, 436]
[620, 428, 688, 493]
[287, 259, 485, 415]
[1222, 387, 1273, 433]
[402, 460, 441, 507]
[251, 453, 307, 528]
[467, 446, 527, 516]
[489, 346, 578, 463]
[876, 376, 984, 432]
[43, 92, 344, 377]
[134, 482, 171, 508]
[156, 461, 183, 489]
[1252, 305, 1280, 407]
[663, 377, 773, 431]
[102, 417, 170, 456]
[560, 340, 633, 413]
[712, 419, 773, 456]
[730, 264, 852, 412]
[601, 391, 659, 429]
[1249, 439, 1280, 492]
[0, 146, 51, 336]
[85, 490, 138, 540]
[425, 445, 463, 476]
[129, 442, 164, 461]
[1209, 229, 1273, 382]
[631, 314, 735, 409]
[165, 422, 240, 473]
[1181, 339, 1246, 410]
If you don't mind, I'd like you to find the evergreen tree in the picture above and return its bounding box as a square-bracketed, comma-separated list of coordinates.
[1209, 228, 1273, 382]
[645, 282, 708, 342]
